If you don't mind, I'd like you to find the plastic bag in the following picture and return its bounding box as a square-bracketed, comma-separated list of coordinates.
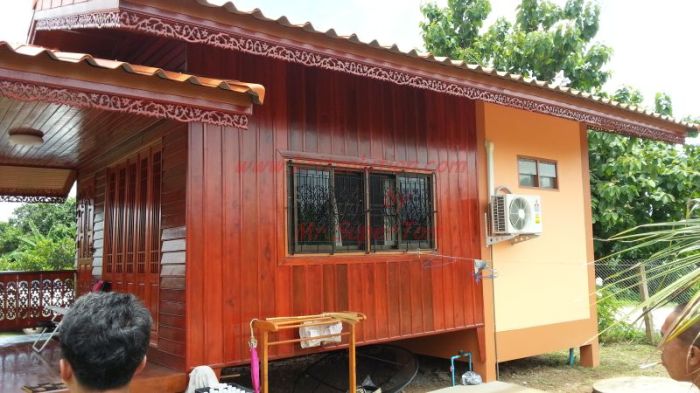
[299, 321, 343, 348]
[461, 371, 483, 385]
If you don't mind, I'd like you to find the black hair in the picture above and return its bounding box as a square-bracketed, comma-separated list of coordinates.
[59, 292, 152, 390]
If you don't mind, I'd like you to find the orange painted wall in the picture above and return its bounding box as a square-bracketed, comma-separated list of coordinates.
[483, 103, 593, 333]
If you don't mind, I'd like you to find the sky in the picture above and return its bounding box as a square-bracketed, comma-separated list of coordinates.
[0, 0, 697, 221]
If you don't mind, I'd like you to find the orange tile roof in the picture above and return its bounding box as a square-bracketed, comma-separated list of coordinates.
[0, 41, 265, 105]
[193, 0, 693, 130]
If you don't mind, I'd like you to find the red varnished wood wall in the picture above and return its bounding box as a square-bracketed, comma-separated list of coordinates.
[186, 44, 484, 368]
[78, 120, 188, 371]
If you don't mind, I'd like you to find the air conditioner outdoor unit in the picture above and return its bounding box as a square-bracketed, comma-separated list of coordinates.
[490, 194, 543, 235]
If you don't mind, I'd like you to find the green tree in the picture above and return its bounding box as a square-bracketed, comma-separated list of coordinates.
[590, 88, 700, 258]
[10, 199, 76, 236]
[0, 221, 21, 254]
[611, 85, 644, 107]
[655, 92, 673, 116]
[0, 198, 76, 271]
[589, 132, 700, 258]
[420, 0, 612, 91]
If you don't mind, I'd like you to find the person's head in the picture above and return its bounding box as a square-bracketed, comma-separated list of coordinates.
[59, 292, 152, 392]
[661, 303, 700, 384]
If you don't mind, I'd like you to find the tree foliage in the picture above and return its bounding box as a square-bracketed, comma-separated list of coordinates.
[420, 0, 612, 91]
[0, 199, 76, 271]
[590, 87, 700, 258]
[589, 132, 700, 258]
[611, 85, 644, 107]
[654, 92, 673, 117]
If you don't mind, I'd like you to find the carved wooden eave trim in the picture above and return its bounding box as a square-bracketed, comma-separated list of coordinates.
[0, 79, 249, 129]
[0, 193, 66, 203]
[34, 9, 121, 30]
[34, 10, 684, 143]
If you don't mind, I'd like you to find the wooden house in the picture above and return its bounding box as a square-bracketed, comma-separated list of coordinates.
[0, 0, 695, 390]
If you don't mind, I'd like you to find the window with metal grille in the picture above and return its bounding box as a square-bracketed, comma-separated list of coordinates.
[287, 164, 435, 254]
[518, 157, 558, 189]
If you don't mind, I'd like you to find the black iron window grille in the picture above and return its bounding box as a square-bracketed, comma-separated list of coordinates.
[288, 163, 435, 255]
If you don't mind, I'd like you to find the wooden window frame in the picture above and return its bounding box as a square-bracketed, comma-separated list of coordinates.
[286, 161, 437, 256]
[517, 156, 559, 190]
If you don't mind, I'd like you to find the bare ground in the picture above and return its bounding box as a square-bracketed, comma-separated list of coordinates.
[405, 343, 666, 392]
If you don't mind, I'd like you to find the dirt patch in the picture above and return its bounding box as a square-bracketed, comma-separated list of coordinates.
[498, 343, 666, 393]
[404, 343, 665, 392]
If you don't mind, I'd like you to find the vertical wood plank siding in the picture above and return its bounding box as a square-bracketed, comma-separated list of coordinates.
[78, 120, 187, 370]
[186, 45, 483, 368]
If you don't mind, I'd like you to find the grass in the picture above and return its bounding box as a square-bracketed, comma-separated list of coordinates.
[406, 343, 666, 392]
[498, 343, 666, 392]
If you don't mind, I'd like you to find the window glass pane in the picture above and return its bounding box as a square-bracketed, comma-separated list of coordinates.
[397, 175, 433, 249]
[538, 162, 557, 178]
[293, 168, 332, 253]
[519, 174, 536, 187]
[333, 171, 365, 251]
[369, 173, 399, 250]
[540, 176, 556, 189]
[518, 159, 537, 175]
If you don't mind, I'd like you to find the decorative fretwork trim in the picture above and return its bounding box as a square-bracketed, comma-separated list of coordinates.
[0, 80, 248, 128]
[35, 10, 121, 30]
[0, 194, 66, 203]
[35, 11, 682, 143]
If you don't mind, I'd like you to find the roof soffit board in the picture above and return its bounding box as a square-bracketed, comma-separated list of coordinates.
[0, 165, 75, 202]
[33, 0, 692, 142]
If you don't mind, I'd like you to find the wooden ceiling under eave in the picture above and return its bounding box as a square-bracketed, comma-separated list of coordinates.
[0, 98, 164, 169]
[0, 40, 265, 200]
[0, 165, 75, 203]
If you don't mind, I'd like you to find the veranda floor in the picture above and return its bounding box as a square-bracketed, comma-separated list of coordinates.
[0, 334, 186, 393]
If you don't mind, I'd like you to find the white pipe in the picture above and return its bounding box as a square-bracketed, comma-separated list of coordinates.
[486, 140, 495, 197]
[484, 139, 500, 377]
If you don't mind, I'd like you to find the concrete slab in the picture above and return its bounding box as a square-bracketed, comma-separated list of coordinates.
[592, 376, 699, 393]
[429, 381, 547, 393]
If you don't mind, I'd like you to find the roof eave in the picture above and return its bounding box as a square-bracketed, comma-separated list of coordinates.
[31, 0, 688, 141]
[0, 43, 263, 128]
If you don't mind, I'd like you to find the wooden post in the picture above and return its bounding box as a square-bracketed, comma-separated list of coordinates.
[262, 331, 269, 393]
[349, 324, 356, 393]
[638, 263, 654, 343]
